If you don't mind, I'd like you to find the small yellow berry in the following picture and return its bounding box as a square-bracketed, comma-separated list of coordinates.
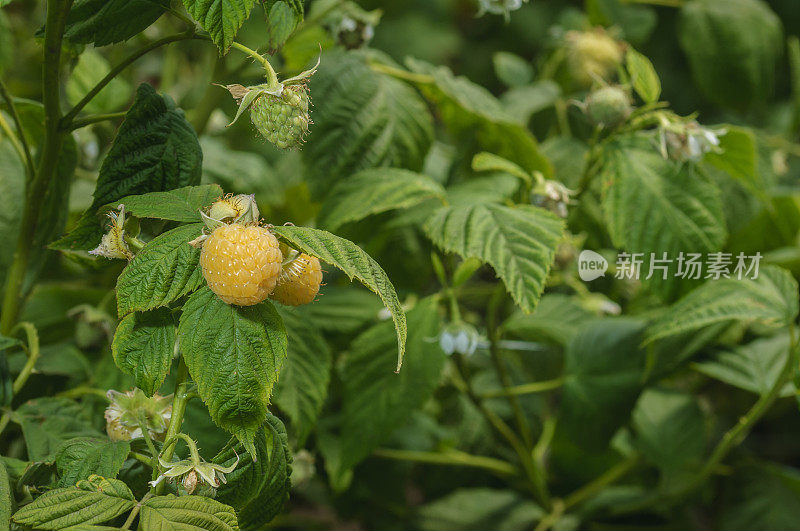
[200, 224, 283, 306]
[270, 253, 323, 306]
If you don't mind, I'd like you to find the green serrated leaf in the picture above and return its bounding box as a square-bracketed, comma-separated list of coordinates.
[214, 414, 292, 527]
[328, 297, 444, 475]
[319, 168, 446, 231]
[55, 438, 131, 487]
[91, 83, 202, 211]
[601, 136, 726, 298]
[178, 288, 288, 455]
[14, 398, 99, 461]
[304, 50, 434, 194]
[502, 294, 593, 347]
[139, 495, 239, 530]
[264, 0, 304, 52]
[424, 203, 564, 313]
[273, 307, 331, 444]
[703, 126, 760, 192]
[646, 266, 799, 344]
[694, 333, 794, 397]
[183, 0, 257, 53]
[678, 0, 783, 111]
[116, 223, 204, 317]
[114, 185, 223, 223]
[625, 48, 661, 103]
[112, 308, 176, 395]
[62, 0, 170, 46]
[269, 225, 407, 370]
[13, 475, 135, 530]
[0, 460, 11, 527]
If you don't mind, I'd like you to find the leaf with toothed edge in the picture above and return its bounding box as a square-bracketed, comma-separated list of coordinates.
[269, 225, 407, 371]
[178, 287, 288, 457]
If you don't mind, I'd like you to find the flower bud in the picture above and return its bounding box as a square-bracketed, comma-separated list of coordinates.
[89, 205, 133, 260]
[566, 29, 624, 87]
[584, 85, 632, 128]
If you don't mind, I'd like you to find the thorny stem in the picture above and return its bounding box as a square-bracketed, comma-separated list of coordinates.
[228, 40, 279, 88]
[0, 79, 35, 178]
[129, 452, 155, 467]
[451, 355, 551, 509]
[0, 0, 71, 336]
[372, 448, 517, 477]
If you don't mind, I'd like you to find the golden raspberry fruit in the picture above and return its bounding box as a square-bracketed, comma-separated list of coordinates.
[270, 253, 323, 306]
[200, 224, 283, 306]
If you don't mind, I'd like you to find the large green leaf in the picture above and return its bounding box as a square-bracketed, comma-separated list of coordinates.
[693, 332, 795, 397]
[62, 0, 170, 46]
[0, 139, 24, 281]
[92, 84, 202, 210]
[303, 285, 383, 333]
[406, 57, 552, 178]
[273, 307, 331, 443]
[417, 488, 544, 531]
[214, 414, 292, 529]
[139, 495, 238, 530]
[328, 297, 444, 475]
[304, 50, 434, 194]
[679, 0, 783, 110]
[646, 266, 799, 343]
[116, 223, 204, 317]
[0, 460, 10, 527]
[703, 126, 760, 192]
[601, 136, 726, 297]
[631, 389, 706, 471]
[424, 203, 564, 313]
[559, 319, 647, 448]
[502, 294, 593, 347]
[53, 84, 202, 254]
[13, 475, 135, 530]
[318, 168, 446, 231]
[178, 287, 288, 456]
[13, 398, 99, 461]
[114, 185, 223, 223]
[270, 225, 407, 370]
[55, 438, 131, 487]
[264, 0, 304, 53]
[183, 0, 256, 53]
[112, 308, 176, 395]
[718, 463, 800, 531]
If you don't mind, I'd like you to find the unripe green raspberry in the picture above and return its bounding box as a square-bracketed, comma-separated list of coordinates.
[585, 86, 631, 127]
[250, 85, 311, 150]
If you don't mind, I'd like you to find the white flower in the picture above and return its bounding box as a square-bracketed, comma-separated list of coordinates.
[659, 121, 727, 162]
[477, 0, 527, 19]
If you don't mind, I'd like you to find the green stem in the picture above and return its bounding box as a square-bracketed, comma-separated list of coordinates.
[451, 355, 551, 509]
[487, 284, 533, 449]
[56, 386, 108, 400]
[130, 451, 155, 467]
[156, 359, 190, 494]
[368, 61, 434, 84]
[621, 0, 684, 7]
[11, 322, 40, 394]
[137, 413, 160, 482]
[563, 454, 640, 510]
[372, 448, 517, 477]
[228, 40, 279, 88]
[61, 31, 201, 127]
[0, 80, 35, 179]
[177, 432, 202, 463]
[68, 112, 127, 131]
[121, 492, 152, 530]
[481, 378, 564, 399]
[0, 0, 71, 335]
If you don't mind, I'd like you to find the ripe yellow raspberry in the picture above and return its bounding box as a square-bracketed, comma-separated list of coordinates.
[270, 253, 323, 306]
[200, 224, 283, 306]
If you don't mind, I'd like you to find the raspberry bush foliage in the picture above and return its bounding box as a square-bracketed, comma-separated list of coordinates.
[1, 0, 800, 529]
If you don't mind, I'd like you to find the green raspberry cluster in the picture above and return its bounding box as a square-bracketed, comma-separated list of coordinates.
[250, 85, 311, 149]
